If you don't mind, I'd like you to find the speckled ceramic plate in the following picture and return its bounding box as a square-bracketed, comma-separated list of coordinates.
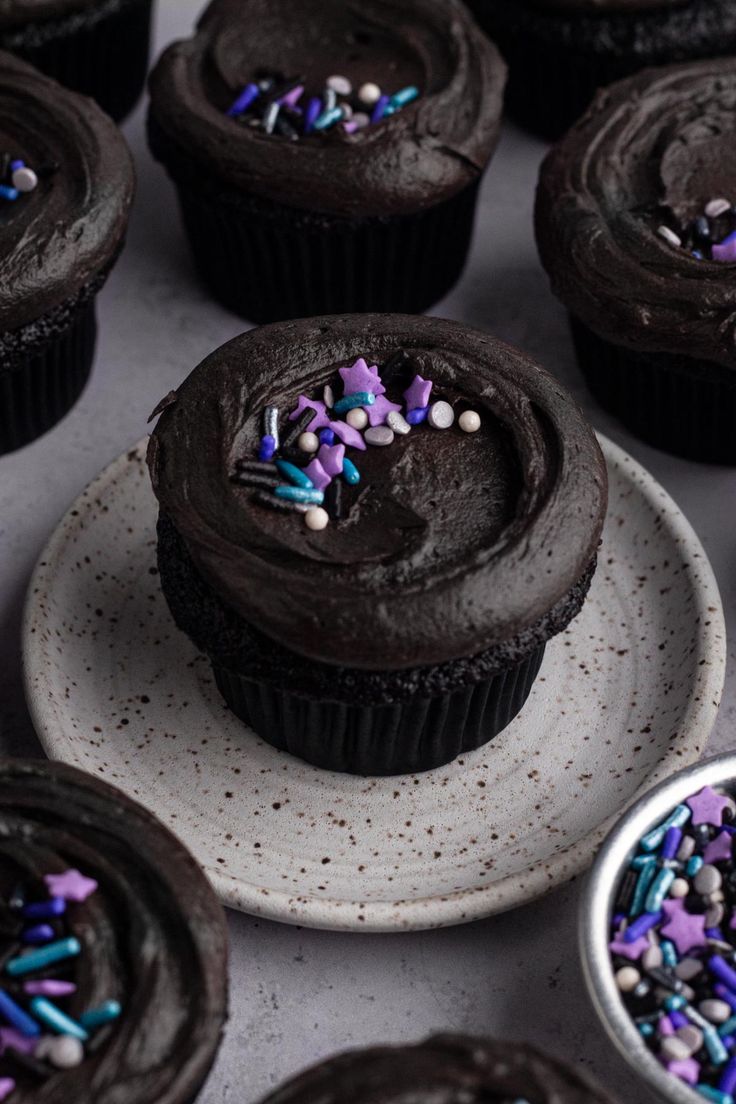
[22, 435, 725, 932]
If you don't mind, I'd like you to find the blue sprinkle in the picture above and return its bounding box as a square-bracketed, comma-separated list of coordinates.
[79, 999, 122, 1028]
[30, 997, 88, 1041]
[0, 989, 40, 1037]
[258, 435, 276, 462]
[22, 898, 65, 921]
[319, 428, 335, 446]
[22, 924, 54, 945]
[304, 97, 322, 134]
[276, 460, 313, 489]
[389, 85, 419, 109]
[274, 486, 324, 506]
[638, 1022, 654, 1037]
[661, 940, 678, 968]
[688, 855, 704, 877]
[313, 106, 344, 131]
[228, 82, 260, 117]
[0, 185, 19, 201]
[697, 1086, 733, 1104]
[406, 406, 428, 425]
[6, 936, 81, 976]
[639, 805, 691, 851]
[342, 458, 360, 485]
[371, 94, 390, 124]
[333, 392, 375, 414]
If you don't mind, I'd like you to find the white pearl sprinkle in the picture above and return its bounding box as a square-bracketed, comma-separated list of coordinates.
[346, 408, 368, 430]
[706, 198, 731, 219]
[304, 507, 329, 531]
[323, 384, 335, 409]
[657, 225, 682, 248]
[351, 112, 371, 129]
[12, 166, 37, 193]
[326, 75, 352, 96]
[458, 410, 481, 433]
[46, 1034, 84, 1069]
[615, 966, 640, 993]
[358, 82, 381, 106]
[670, 877, 689, 898]
[297, 432, 319, 453]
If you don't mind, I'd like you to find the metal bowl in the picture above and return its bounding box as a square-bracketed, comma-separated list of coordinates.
[580, 751, 736, 1104]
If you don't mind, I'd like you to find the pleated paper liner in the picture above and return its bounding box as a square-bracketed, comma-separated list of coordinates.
[2, 0, 153, 123]
[570, 315, 736, 465]
[212, 645, 545, 777]
[0, 299, 96, 455]
[151, 118, 481, 323]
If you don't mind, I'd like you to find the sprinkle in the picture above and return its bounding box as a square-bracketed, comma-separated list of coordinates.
[45, 1034, 84, 1069]
[342, 458, 360, 485]
[323, 385, 335, 409]
[302, 460, 331, 492]
[279, 84, 304, 109]
[404, 374, 433, 411]
[78, 1000, 121, 1029]
[712, 239, 736, 264]
[263, 101, 281, 134]
[252, 490, 309, 514]
[258, 435, 276, 462]
[317, 443, 345, 478]
[640, 805, 691, 851]
[364, 425, 394, 447]
[11, 167, 37, 193]
[358, 82, 381, 106]
[346, 408, 368, 430]
[22, 899, 65, 921]
[339, 357, 385, 397]
[0, 991, 39, 1037]
[658, 225, 682, 248]
[29, 999, 87, 1042]
[386, 411, 411, 435]
[366, 395, 403, 427]
[330, 420, 366, 451]
[275, 459, 314, 489]
[371, 94, 390, 124]
[389, 85, 419, 109]
[459, 410, 481, 433]
[263, 406, 280, 450]
[287, 398, 328, 433]
[0, 186, 18, 201]
[297, 432, 319, 453]
[333, 392, 376, 414]
[406, 406, 428, 425]
[313, 105, 346, 131]
[324, 480, 346, 520]
[274, 486, 324, 505]
[304, 507, 329, 531]
[688, 789, 734, 827]
[0, 1081, 14, 1100]
[21, 925, 55, 946]
[706, 199, 731, 219]
[6, 937, 81, 977]
[304, 97, 322, 134]
[318, 428, 335, 446]
[23, 981, 76, 997]
[428, 400, 455, 430]
[228, 82, 260, 117]
[326, 75, 351, 96]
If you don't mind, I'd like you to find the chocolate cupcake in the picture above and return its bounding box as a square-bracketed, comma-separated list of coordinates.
[147, 314, 607, 777]
[146, 0, 505, 324]
[536, 57, 736, 464]
[466, 0, 736, 141]
[0, 758, 228, 1102]
[258, 1034, 617, 1103]
[0, 0, 153, 122]
[0, 52, 134, 455]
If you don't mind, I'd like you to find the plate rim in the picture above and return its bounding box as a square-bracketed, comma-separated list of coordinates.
[21, 433, 727, 932]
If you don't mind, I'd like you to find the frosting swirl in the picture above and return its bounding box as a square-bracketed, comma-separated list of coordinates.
[0, 759, 228, 1104]
[148, 314, 606, 671]
[147, 0, 505, 219]
[536, 58, 736, 369]
[0, 51, 134, 334]
[259, 1034, 617, 1104]
[0, 2, 97, 31]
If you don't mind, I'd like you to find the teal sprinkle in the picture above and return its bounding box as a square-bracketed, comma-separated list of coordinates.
[688, 855, 704, 877]
[697, 1085, 733, 1103]
[640, 805, 691, 851]
[638, 1023, 654, 1037]
[661, 940, 678, 968]
[274, 485, 324, 506]
[630, 862, 657, 917]
[333, 392, 376, 415]
[276, 460, 313, 489]
[719, 1017, 736, 1038]
[645, 868, 675, 913]
[342, 458, 360, 485]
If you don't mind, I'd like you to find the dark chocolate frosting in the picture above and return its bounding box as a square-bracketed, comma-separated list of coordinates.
[0, 51, 134, 333]
[147, 0, 505, 219]
[259, 1034, 617, 1104]
[148, 314, 607, 672]
[536, 57, 736, 369]
[0, 2, 96, 32]
[0, 759, 228, 1104]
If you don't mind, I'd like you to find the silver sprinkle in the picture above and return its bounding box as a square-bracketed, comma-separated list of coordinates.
[428, 400, 455, 430]
[263, 102, 280, 134]
[264, 405, 279, 450]
[364, 425, 394, 447]
[386, 411, 411, 436]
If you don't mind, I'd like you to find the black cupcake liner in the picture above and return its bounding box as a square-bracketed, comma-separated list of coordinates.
[2, 0, 153, 122]
[211, 644, 545, 776]
[155, 137, 480, 322]
[570, 315, 736, 464]
[0, 299, 96, 455]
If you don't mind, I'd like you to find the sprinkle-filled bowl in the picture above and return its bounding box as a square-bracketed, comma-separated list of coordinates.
[581, 753, 736, 1104]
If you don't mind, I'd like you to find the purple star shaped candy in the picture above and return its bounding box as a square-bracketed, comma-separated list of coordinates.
[0, 1028, 36, 1055]
[339, 358, 385, 397]
[608, 929, 651, 961]
[713, 237, 736, 263]
[687, 786, 733, 827]
[43, 869, 98, 902]
[330, 420, 366, 451]
[0, 1080, 14, 1102]
[303, 459, 331, 492]
[666, 1058, 700, 1086]
[367, 395, 403, 427]
[705, 830, 733, 865]
[317, 443, 345, 478]
[288, 396, 331, 431]
[660, 902, 707, 955]
[403, 374, 432, 412]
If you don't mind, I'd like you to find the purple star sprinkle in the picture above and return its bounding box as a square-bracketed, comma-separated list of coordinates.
[0, 1028, 35, 1055]
[713, 236, 736, 263]
[43, 869, 98, 902]
[660, 904, 707, 955]
[303, 459, 331, 492]
[288, 396, 331, 432]
[339, 357, 385, 397]
[366, 395, 403, 427]
[317, 443, 345, 478]
[687, 786, 733, 827]
[705, 830, 733, 865]
[666, 1058, 700, 1086]
[403, 373, 432, 412]
[608, 929, 651, 961]
[0, 1079, 14, 1101]
[330, 420, 366, 451]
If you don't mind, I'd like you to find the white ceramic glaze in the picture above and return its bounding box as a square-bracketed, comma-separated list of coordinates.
[22, 434, 726, 932]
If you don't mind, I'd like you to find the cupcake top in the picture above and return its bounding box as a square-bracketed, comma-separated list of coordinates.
[148, 314, 606, 672]
[536, 58, 736, 369]
[147, 0, 505, 219]
[0, 759, 228, 1103]
[0, 52, 134, 334]
[259, 1034, 617, 1104]
[0, 2, 97, 31]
